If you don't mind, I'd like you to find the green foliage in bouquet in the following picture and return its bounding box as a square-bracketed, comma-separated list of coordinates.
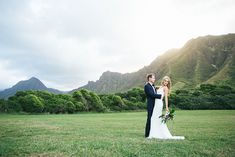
[159, 108, 175, 123]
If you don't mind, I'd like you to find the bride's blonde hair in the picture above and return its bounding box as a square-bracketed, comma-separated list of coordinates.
[161, 76, 171, 95]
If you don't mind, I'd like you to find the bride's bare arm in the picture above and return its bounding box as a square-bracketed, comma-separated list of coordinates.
[164, 87, 169, 112]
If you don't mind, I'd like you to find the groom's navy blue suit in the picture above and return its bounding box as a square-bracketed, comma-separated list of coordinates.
[144, 82, 162, 137]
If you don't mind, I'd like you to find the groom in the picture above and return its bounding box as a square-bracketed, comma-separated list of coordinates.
[144, 73, 162, 138]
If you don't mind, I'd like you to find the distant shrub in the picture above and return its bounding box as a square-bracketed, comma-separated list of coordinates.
[19, 94, 44, 113]
[1, 83, 234, 114]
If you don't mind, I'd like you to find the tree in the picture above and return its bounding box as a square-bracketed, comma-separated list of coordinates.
[80, 89, 92, 111]
[200, 84, 216, 92]
[89, 92, 106, 112]
[0, 99, 7, 112]
[19, 94, 44, 113]
[65, 101, 76, 113]
[6, 96, 23, 112]
[74, 102, 86, 111]
[72, 91, 88, 111]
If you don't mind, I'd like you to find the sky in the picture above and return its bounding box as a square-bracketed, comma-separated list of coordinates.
[0, 0, 235, 91]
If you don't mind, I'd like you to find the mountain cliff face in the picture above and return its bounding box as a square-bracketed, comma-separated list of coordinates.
[0, 77, 64, 99]
[72, 33, 235, 93]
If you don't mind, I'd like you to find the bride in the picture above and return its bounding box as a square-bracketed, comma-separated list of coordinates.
[147, 76, 185, 140]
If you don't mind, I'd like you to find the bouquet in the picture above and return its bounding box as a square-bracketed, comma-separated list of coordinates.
[158, 108, 175, 123]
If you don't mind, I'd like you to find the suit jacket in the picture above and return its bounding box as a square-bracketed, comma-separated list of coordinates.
[144, 82, 162, 109]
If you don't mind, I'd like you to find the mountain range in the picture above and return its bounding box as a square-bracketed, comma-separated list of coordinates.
[71, 33, 235, 93]
[0, 77, 65, 99]
[0, 33, 234, 98]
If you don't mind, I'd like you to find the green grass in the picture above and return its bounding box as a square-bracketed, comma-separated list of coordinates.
[0, 110, 234, 157]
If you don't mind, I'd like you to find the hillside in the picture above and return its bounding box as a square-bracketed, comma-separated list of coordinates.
[0, 77, 64, 99]
[71, 33, 235, 93]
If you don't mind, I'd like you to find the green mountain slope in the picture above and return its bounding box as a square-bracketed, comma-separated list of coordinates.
[72, 33, 235, 93]
[0, 77, 65, 99]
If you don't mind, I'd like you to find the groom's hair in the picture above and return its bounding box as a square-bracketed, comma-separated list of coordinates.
[146, 73, 155, 81]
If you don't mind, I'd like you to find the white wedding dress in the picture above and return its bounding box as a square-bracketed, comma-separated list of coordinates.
[148, 86, 185, 140]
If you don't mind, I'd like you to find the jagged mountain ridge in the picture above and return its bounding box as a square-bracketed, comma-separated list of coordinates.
[71, 33, 235, 93]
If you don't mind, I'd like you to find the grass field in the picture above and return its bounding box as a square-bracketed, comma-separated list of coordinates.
[0, 110, 234, 157]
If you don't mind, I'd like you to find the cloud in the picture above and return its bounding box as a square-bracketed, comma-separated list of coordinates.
[0, 0, 235, 90]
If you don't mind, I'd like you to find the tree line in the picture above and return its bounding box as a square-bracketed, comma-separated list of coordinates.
[0, 84, 234, 113]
